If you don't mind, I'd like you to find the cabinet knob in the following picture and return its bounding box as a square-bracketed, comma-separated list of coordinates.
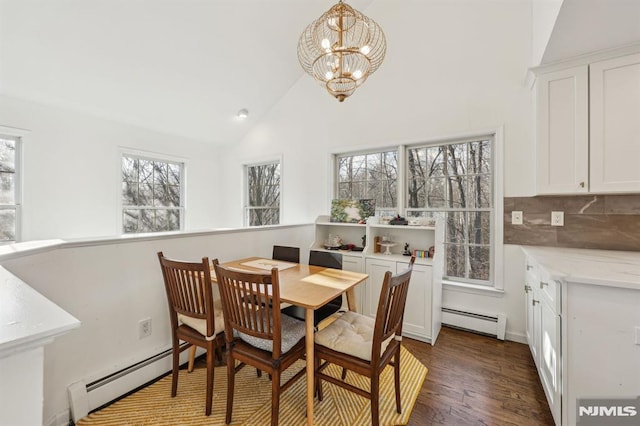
[526, 264, 533, 271]
[540, 281, 548, 288]
[532, 299, 540, 306]
[524, 284, 532, 293]
[579, 181, 585, 188]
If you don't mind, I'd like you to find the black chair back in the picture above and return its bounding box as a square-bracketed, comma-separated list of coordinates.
[272, 245, 300, 263]
[309, 250, 343, 270]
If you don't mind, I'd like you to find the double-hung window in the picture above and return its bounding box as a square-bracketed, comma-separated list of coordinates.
[334, 136, 495, 286]
[245, 161, 280, 226]
[0, 134, 20, 242]
[406, 137, 493, 284]
[121, 154, 184, 233]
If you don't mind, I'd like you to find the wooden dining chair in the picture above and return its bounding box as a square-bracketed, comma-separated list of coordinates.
[281, 250, 344, 326]
[272, 245, 300, 263]
[314, 256, 415, 426]
[157, 252, 225, 416]
[212, 259, 306, 426]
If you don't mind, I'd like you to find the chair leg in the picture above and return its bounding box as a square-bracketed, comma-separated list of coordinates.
[271, 372, 281, 426]
[314, 356, 323, 401]
[205, 344, 214, 416]
[371, 375, 380, 426]
[394, 348, 402, 413]
[225, 353, 235, 424]
[256, 369, 262, 378]
[341, 367, 347, 380]
[171, 338, 180, 397]
[188, 345, 197, 373]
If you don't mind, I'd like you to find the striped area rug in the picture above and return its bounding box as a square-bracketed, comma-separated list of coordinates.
[77, 346, 427, 426]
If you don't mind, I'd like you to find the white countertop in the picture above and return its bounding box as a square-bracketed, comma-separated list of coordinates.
[521, 246, 640, 290]
[0, 266, 80, 359]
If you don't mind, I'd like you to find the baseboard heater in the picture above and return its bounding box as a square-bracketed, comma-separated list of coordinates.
[68, 342, 191, 424]
[441, 307, 506, 340]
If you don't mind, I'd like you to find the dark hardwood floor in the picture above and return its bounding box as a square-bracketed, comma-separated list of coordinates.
[402, 326, 554, 426]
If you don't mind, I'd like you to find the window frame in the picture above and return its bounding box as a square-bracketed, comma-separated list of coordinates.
[332, 129, 504, 291]
[119, 149, 186, 235]
[0, 126, 25, 243]
[243, 158, 282, 227]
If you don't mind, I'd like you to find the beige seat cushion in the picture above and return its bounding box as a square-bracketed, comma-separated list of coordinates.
[178, 299, 225, 340]
[314, 311, 393, 361]
[236, 313, 305, 354]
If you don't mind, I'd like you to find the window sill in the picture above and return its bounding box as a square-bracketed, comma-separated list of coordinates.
[442, 280, 504, 298]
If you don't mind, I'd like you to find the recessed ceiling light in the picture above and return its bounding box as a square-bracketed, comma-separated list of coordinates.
[237, 108, 249, 120]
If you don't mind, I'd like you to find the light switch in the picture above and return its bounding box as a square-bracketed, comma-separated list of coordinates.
[512, 211, 523, 225]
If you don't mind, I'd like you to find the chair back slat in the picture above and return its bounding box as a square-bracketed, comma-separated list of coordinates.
[157, 252, 216, 337]
[213, 260, 283, 358]
[372, 256, 415, 361]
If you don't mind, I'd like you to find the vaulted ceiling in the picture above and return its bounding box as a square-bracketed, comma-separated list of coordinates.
[1, 0, 639, 146]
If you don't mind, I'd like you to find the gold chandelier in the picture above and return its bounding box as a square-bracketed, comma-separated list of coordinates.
[297, 0, 386, 102]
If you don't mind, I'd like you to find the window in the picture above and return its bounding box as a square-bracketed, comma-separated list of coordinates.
[0, 134, 20, 242]
[336, 150, 398, 215]
[407, 138, 493, 284]
[245, 161, 280, 226]
[334, 136, 496, 286]
[121, 154, 184, 233]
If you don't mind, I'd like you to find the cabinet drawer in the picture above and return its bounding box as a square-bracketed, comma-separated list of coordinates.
[538, 270, 561, 314]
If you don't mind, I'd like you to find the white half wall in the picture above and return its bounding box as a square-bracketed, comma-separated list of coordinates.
[0, 225, 314, 424]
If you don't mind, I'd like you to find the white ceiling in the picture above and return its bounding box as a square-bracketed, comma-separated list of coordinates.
[2, 0, 640, 145]
[0, 0, 372, 145]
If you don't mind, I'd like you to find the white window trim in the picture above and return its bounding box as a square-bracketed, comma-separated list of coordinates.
[0, 125, 27, 243]
[331, 127, 505, 291]
[242, 155, 283, 227]
[118, 148, 187, 235]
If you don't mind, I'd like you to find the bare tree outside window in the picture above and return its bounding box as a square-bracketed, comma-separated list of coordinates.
[336, 150, 398, 214]
[0, 135, 18, 242]
[246, 161, 280, 226]
[407, 139, 493, 284]
[122, 155, 183, 233]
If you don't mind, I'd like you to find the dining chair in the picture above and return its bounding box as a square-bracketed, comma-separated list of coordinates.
[157, 252, 225, 416]
[271, 245, 300, 263]
[281, 250, 344, 327]
[212, 259, 306, 426]
[314, 256, 415, 426]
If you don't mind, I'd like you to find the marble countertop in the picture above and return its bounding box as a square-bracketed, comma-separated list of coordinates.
[521, 246, 640, 290]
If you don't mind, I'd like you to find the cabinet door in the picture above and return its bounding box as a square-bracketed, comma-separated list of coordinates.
[364, 258, 396, 318]
[536, 66, 589, 194]
[590, 53, 640, 193]
[400, 263, 432, 340]
[342, 255, 364, 312]
[531, 291, 542, 368]
[540, 300, 561, 425]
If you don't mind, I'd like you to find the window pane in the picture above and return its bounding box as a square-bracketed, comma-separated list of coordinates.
[0, 139, 16, 173]
[426, 177, 446, 208]
[426, 146, 446, 177]
[139, 182, 153, 206]
[468, 174, 491, 208]
[469, 246, 490, 281]
[0, 173, 15, 204]
[139, 209, 154, 232]
[153, 184, 168, 207]
[336, 150, 398, 210]
[168, 163, 180, 185]
[168, 209, 180, 230]
[447, 175, 468, 208]
[249, 208, 279, 226]
[407, 178, 425, 209]
[468, 211, 491, 245]
[154, 162, 168, 185]
[122, 157, 138, 182]
[155, 209, 168, 230]
[167, 185, 180, 207]
[122, 181, 138, 206]
[468, 140, 491, 174]
[445, 211, 466, 244]
[444, 244, 466, 278]
[246, 162, 281, 225]
[446, 143, 467, 176]
[0, 209, 15, 241]
[139, 160, 153, 184]
[123, 209, 139, 233]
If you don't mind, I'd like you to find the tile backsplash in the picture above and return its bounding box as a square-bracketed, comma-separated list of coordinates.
[504, 194, 640, 251]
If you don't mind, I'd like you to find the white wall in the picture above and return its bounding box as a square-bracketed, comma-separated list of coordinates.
[531, 0, 564, 66]
[0, 225, 314, 424]
[0, 94, 222, 241]
[218, 0, 535, 341]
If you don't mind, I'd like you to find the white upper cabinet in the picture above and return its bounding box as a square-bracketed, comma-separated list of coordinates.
[535, 52, 640, 195]
[590, 53, 640, 193]
[536, 66, 589, 194]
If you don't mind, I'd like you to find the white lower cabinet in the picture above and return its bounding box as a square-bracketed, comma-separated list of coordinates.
[525, 257, 561, 425]
[364, 256, 438, 344]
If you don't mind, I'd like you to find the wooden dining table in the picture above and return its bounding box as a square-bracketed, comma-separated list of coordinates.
[212, 256, 368, 425]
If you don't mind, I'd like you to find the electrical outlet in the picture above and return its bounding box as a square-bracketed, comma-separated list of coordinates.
[139, 318, 152, 339]
[551, 211, 564, 226]
[635, 327, 640, 345]
[511, 211, 523, 225]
